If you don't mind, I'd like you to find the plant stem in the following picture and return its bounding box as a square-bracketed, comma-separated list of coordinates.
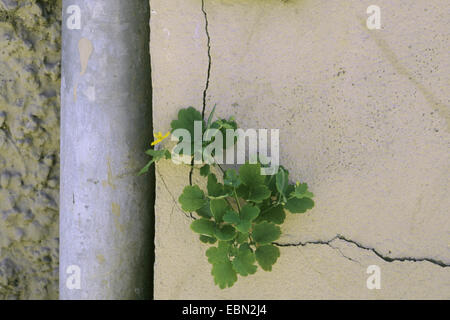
[233, 188, 241, 213]
[224, 197, 234, 209]
[260, 203, 277, 215]
[216, 163, 225, 176]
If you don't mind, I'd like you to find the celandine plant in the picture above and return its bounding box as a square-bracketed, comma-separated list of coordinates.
[140, 106, 315, 289]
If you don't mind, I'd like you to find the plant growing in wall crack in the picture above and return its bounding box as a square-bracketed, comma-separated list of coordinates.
[140, 106, 315, 289]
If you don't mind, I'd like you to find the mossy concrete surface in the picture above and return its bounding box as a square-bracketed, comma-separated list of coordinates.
[151, 0, 449, 299]
[0, 0, 61, 299]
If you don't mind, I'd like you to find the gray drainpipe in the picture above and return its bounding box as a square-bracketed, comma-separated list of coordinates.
[59, 0, 153, 299]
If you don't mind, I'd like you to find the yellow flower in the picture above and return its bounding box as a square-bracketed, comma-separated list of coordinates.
[151, 131, 170, 146]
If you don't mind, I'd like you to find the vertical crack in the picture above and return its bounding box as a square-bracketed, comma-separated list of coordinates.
[201, 0, 211, 119]
[188, 0, 212, 194]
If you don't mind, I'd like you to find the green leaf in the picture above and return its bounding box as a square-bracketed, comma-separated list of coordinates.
[229, 245, 239, 257]
[170, 107, 204, 155]
[223, 205, 260, 233]
[139, 149, 171, 175]
[290, 182, 314, 199]
[256, 205, 286, 225]
[206, 241, 231, 264]
[209, 117, 238, 150]
[207, 173, 226, 198]
[211, 117, 238, 134]
[211, 119, 237, 130]
[170, 107, 203, 136]
[236, 184, 250, 199]
[252, 222, 281, 244]
[200, 164, 210, 177]
[239, 205, 260, 229]
[214, 224, 236, 241]
[200, 235, 217, 244]
[206, 104, 217, 129]
[255, 245, 280, 271]
[223, 210, 240, 225]
[210, 199, 230, 223]
[145, 148, 171, 160]
[224, 169, 241, 188]
[196, 200, 213, 219]
[237, 164, 270, 202]
[190, 219, 216, 237]
[236, 232, 249, 244]
[294, 182, 307, 194]
[178, 185, 207, 212]
[285, 197, 314, 214]
[248, 185, 271, 203]
[239, 163, 265, 187]
[211, 261, 237, 289]
[285, 184, 295, 197]
[266, 174, 277, 194]
[276, 168, 289, 195]
[138, 160, 153, 175]
[206, 242, 237, 289]
[232, 244, 257, 276]
[241, 204, 259, 221]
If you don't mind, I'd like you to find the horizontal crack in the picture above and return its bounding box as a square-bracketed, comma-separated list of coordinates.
[274, 234, 450, 268]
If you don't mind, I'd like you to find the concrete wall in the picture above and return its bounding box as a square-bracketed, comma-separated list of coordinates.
[0, 0, 448, 300]
[0, 0, 61, 299]
[151, 0, 449, 299]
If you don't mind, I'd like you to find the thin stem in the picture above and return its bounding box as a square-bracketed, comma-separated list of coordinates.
[260, 203, 277, 215]
[224, 196, 234, 209]
[233, 189, 241, 213]
[216, 162, 226, 176]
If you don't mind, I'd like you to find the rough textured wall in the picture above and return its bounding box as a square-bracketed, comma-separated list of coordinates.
[151, 0, 449, 299]
[0, 0, 60, 299]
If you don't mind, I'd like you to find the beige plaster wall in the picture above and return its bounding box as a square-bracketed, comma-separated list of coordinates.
[151, 0, 449, 299]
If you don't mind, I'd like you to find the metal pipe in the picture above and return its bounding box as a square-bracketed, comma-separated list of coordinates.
[60, 0, 153, 299]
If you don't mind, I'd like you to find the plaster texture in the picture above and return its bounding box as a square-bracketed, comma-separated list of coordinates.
[0, 0, 61, 299]
[151, 0, 450, 299]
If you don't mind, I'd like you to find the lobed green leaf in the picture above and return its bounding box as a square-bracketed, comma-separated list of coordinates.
[285, 197, 314, 214]
[199, 235, 217, 244]
[211, 261, 237, 289]
[206, 241, 238, 289]
[223, 205, 260, 233]
[255, 244, 280, 271]
[210, 199, 230, 223]
[214, 224, 236, 241]
[224, 169, 241, 188]
[239, 163, 265, 188]
[196, 200, 213, 219]
[179, 185, 207, 212]
[256, 205, 286, 225]
[232, 244, 257, 276]
[252, 222, 281, 245]
[200, 164, 210, 177]
[190, 218, 216, 237]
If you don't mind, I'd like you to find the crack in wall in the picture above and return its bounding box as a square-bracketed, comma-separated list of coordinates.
[187, 0, 212, 204]
[328, 243, 362, 266]
[201, 0, 211, 119]
[160, 1, 449, 271]
[156, 168, 190, 219]
[274, 234, 450, 268]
